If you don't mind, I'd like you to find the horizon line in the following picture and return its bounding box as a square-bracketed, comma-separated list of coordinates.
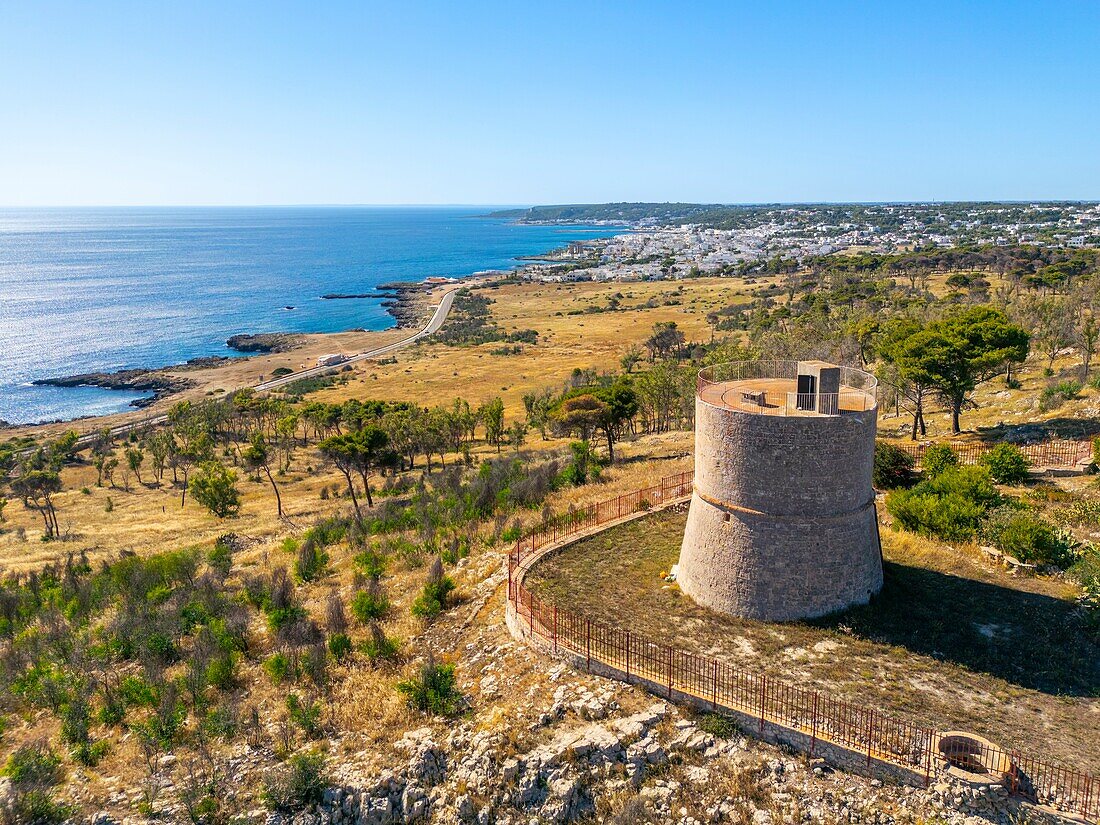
[2, 199, 1099, 209]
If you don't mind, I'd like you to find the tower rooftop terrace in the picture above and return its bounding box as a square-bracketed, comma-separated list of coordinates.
[697, 360, 878, 417]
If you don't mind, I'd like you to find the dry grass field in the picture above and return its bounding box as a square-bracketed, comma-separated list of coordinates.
[306, 276, 758, 419]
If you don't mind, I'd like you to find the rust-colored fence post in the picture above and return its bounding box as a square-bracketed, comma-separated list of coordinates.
[866, 709, 874, 769]
[625, 630, 631, 679]
[924, 729, 933, 788]
[711, 660, 718, 710]
[759, 675, 767, 735]
[586, 619, 591, 671]
[1009, 748, 1020, 797]
[552, 605, 558, 653]
[667, 647, 674, 699]
[810, 692, 818, 758]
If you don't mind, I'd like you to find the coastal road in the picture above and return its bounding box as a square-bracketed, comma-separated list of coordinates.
[48, 286, 459, 450]
[253, 287, 456, 391]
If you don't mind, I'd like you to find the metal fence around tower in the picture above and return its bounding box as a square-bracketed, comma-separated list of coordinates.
[892, 439, 1090, 469]
[506, 470, 1099, 822]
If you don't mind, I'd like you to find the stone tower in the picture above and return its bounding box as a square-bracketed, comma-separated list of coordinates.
[676, 360, 882, 621]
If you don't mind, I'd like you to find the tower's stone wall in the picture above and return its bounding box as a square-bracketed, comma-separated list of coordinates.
[677, 392, 882, 621]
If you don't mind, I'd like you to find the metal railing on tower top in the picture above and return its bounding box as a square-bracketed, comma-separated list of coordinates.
[696, 360, 879, 416]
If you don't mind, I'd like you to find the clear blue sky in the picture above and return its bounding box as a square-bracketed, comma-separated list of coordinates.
[1, 1, 1097, 205]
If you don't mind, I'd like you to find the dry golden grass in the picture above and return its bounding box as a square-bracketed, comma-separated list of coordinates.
[308, 277, 753, 418]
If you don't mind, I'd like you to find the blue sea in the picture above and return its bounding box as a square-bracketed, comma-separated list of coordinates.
[0, 207, 620, 425]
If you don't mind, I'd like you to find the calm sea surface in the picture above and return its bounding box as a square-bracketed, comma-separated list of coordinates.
[0, 207, 619, 425]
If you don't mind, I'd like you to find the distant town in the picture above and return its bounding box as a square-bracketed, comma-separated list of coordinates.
[496, 202, 1100, 282]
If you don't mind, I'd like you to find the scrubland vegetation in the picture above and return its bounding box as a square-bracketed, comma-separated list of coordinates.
[2, 246, 1100, 819]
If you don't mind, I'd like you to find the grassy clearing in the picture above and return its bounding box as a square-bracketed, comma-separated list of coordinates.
[524, 508, 1100, 772]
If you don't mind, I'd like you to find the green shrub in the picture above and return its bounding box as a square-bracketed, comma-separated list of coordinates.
[266, 605, 307, 633]
[440, 536, 470, 565]
[286, 694, 323, 739]
[410, 558, 455, 619]
[328, 633, 352, 661]
[873, 442, 916, 489]
[3, 744, 61, 788]
[264, 652, 298, 685]
[886, 465, 1000, 541]
[201, 704, 239, 740]
[1040, 380, 1083, 410]
[301, 517, 346, 550]
[63, 696, 110, 766]
[353, 549, 387, 580]
[360, 623, 400, 664]
[207, 539, 234, 579]
[921, 444, 959, 477]
[1055, 380, 1083, 399]
[886, 489, 986, 541]
[71, 740, 109, 767]
[396, 656, 461, 715]
[980, 443, 1030, 484]
[1, 745, 72, 823]
[133, 686, 186, 748]
[294, 542, 329, 583]
[918, 464, 1001, 507]
[351, 581, 390, 623]
[262, 750, 328, 812]
[696, 713, 741, 739]
[982, 507, 1076, 567]
[1067, 543, 1100, 594]
[206, 651, 238, 690]
[558, 440, 600, 487]
[118, 675, 159, 708]
[5, 790, 73, 824]
[1056, 499, 1100, 527]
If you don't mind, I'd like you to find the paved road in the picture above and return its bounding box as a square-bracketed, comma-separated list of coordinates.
[254, 287, 456, 390]
[48, 287, 459, 450]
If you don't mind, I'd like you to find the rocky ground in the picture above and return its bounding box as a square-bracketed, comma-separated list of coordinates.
[264, 692, 1069, 825]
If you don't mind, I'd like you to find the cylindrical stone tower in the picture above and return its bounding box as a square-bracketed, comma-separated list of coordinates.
[677, 360, 882, 621]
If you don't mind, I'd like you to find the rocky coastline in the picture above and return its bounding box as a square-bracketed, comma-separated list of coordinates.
[226, 332, 303, 353]
[376, 281, 435, 327]
[22, 279, 441, 425]
[32, 368, 199, 409]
